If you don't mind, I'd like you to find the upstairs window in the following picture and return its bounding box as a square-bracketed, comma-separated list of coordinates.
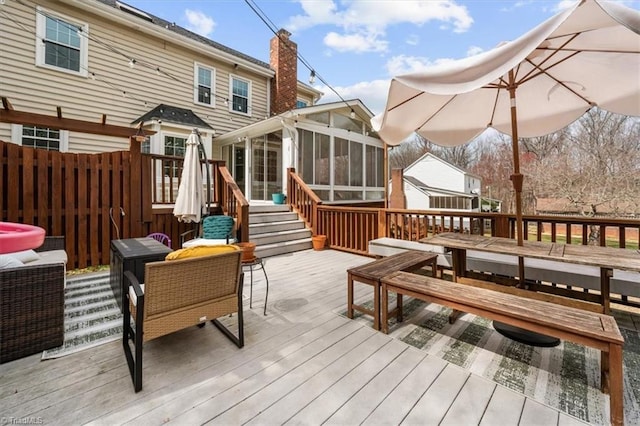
[296, 99, 308, 108]
[194, 64, 214, 106]
[230, 76, 250, 115]
[36, 8, 88, 76]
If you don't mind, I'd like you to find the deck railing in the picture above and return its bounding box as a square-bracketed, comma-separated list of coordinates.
[312, 205, 639, 256]
[2, 139, 638, 269]
[287, 167, 322, 234]
[146, 153, 225, 206]
[218, 165, 249, 242]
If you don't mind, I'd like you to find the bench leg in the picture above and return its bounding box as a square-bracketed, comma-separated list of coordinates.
[608, 344, 623, 426]
[373, 282, 380, 331]
[397, 293, 403, 323]
[347, 274, 354, 319]
[448, 309, 463, 324]
[381, 284, 389, 334]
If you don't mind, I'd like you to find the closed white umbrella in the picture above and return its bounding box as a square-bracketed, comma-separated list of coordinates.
[173, 130, 204, 223]
[372, 0, 640, 246]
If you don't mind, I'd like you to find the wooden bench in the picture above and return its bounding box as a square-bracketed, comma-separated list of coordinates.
[347, 250, 438, 330]
[380, 270, 625, 426]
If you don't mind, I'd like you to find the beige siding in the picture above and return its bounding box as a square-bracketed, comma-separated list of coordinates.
[0, 124, 12, 143]
[0, 1, 270, 153]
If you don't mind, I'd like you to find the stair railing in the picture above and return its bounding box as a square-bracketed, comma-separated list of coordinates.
[218, 165, 249, 242]
[286, 167, 322, 235]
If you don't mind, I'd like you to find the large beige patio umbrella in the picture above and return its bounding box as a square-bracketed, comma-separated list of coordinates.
[173, 130, 204, 223]
[372, 0, 640, 246]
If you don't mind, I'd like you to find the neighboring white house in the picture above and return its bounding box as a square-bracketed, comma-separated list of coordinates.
[400, 152, 482, 212]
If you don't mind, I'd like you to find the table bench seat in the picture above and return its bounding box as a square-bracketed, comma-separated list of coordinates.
[380, 270, 625, 426]
[347, 250, 438, 330]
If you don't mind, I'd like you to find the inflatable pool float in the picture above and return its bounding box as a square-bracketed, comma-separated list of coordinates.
[0, 222, 46, 254]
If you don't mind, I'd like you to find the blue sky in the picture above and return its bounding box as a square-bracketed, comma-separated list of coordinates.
[125, 0, 639, 115]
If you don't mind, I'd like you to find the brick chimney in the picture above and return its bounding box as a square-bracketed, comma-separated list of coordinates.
[270, 29, 298, 115]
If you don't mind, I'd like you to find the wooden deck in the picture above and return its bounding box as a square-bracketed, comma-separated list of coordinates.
[0, 249, 592, 425]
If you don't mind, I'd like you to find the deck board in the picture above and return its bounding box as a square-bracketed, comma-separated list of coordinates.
[0, 248, 591, 425]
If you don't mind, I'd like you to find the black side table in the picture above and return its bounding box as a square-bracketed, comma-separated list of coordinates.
[109, 238, 172, 313]
[242, 257, 269, 315]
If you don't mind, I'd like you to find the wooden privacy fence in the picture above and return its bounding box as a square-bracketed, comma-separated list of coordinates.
[1, 139, 140, 269]
[1, 138, 248, 269]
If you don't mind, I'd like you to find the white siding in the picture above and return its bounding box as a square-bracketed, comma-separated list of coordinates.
[404, 183, 430, 210]
[405, 155, 465, 193]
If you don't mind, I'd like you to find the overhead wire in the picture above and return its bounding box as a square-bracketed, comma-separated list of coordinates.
[5, 0, 364, 124]
[243, 0, 362, 122]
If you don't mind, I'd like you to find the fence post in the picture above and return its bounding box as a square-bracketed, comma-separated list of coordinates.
[378, 209, 387, 237]
[494, 214, 510, 238]
[129, 136, 143, 237]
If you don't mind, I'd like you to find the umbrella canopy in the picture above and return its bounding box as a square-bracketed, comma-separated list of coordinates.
[173, 131, 204, 223]
[372, 0, 640, 245]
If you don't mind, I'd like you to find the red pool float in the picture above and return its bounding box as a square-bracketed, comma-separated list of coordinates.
[0, 222, 46, 254]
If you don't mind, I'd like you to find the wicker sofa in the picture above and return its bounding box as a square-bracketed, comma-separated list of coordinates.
[123, 247, 244, 392]
[0, 236, 67, 363]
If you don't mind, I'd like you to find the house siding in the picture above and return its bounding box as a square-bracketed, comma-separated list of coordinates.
[405, 156, 465, 193]
[0, 0, 270, 156]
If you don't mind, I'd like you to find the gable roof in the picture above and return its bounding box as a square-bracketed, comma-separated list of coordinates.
[132, 104, 213, 129]
[213, 99, 378, 143]
[405, 152, 480, 179]
[404, 176, 474, 198]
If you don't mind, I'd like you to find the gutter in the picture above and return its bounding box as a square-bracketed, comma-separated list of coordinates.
[60, 0, 275, 79]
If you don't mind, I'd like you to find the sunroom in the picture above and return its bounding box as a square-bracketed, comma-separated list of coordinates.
[215, 99, 386, 203]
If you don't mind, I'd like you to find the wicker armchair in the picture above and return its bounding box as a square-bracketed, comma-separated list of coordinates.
[0, 236, 66, 363]
[123, 248, 244, 392]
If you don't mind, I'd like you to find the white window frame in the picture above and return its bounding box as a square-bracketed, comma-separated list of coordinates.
[11, 124, 69, 152]
[229, 74, 251, 116]
[35, 6, 88, 77]
[194, 63, 216, 107]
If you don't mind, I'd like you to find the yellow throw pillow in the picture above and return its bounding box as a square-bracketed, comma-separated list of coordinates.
[165, 244, 239, 261]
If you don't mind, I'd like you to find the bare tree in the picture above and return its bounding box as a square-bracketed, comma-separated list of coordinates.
[526, 108, 640, 218]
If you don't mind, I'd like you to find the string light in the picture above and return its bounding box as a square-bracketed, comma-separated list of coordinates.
[7, 0, 353, 123]
[350, 109, 356, 119]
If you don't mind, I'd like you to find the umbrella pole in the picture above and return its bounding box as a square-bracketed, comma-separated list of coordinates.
[508, 70, 526, 287]
[194, 130, 212, 215]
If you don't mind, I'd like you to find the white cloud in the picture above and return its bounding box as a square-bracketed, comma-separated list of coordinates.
[287, 0, 473, 53]
[316, 79, 392, 116]
[184, 9, 216, 37]
[466, 45, 484, 57]
[323, 31, 388, 53]
[406, 34, 420, 46]
[551, 0, 579, 13]
[384, 55, 458, 76]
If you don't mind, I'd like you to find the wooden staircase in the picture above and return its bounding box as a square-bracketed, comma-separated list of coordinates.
[248, 204, 313, 258]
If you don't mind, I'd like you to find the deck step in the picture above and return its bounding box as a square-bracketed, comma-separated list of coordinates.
[255, 238, 313, 258]
[248, 203, 314, 258]
[250, 228, 312, 245]
[249, 219, 306, 234]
